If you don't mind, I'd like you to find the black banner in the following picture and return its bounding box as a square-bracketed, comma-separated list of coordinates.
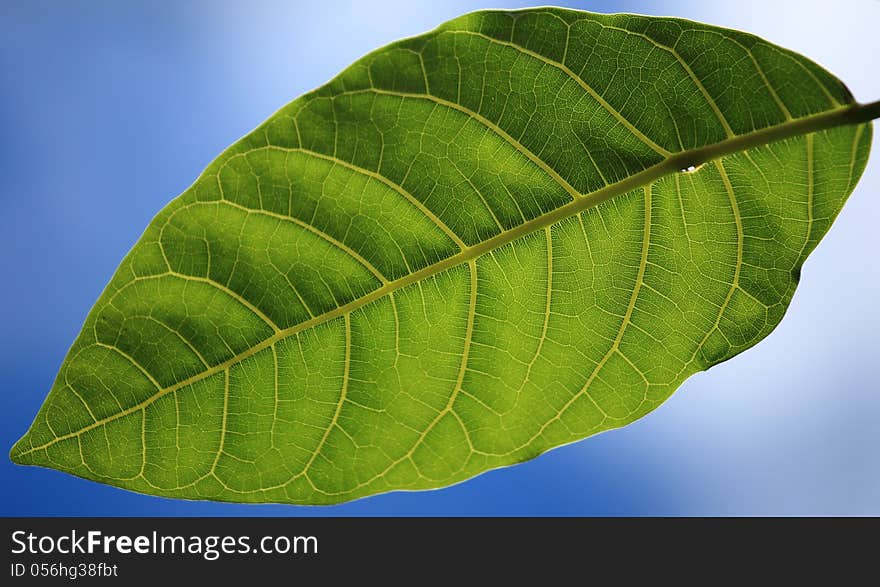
[1, 517, 874, 582]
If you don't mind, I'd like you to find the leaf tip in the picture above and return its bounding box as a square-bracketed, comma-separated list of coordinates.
[9, 437, 31, 466]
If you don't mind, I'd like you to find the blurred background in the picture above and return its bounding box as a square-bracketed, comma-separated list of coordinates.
[1, 0, 877, 515]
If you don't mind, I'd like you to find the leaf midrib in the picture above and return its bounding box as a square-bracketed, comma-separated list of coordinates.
[12, 99, 879, 460]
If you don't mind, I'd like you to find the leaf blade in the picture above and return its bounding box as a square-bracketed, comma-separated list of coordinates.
[11, 8, 875, 504]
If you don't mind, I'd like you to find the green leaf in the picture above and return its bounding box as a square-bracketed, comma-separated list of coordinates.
[11, 8, 878, 505]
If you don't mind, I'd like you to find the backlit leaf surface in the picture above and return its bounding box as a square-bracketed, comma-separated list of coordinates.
[11, 8, 875, 504]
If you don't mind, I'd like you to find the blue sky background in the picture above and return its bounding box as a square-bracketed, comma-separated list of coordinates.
[1, 0, 877, 516]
